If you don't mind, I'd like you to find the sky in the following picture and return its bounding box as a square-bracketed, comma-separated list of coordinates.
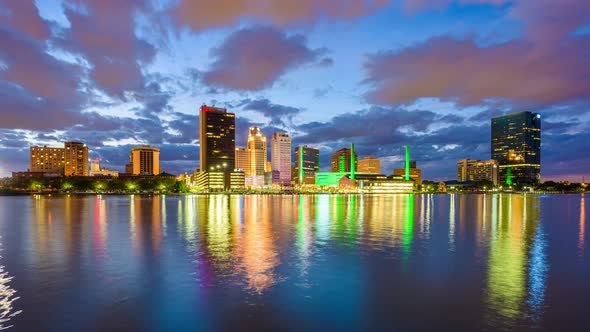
[0, 0, 589, 181]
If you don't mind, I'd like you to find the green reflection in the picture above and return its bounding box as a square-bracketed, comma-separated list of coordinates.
[402, 194, 414, 256]
[486, 194, 541, 326]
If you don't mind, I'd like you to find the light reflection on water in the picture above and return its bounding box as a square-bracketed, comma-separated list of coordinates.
[0, 236, 21, 330]
[0, 194, 588, 331]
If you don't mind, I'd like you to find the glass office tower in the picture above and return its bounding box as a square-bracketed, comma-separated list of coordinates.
[199, 105, 236, 172]
[491, 111, 541, 184]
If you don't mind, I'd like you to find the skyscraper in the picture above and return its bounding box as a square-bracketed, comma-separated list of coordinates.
[130, 145, 160, 175]
[331, 148, 358, 172]
[199, 105, 235, 172]
[295, 145, 320, 185]
[246, 126, 267, 176]
[64, 141, 88, 176]
[271, 132, 292, 184]
[491, 112, 541, 184]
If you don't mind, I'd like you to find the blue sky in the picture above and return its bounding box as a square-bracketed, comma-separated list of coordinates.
[1, 0, 589, 181]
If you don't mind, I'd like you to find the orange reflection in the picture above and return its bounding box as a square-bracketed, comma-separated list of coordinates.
[237, 195, 278, 293]
[93, 196, 107, 260]
[580, 195, 585, 255]
[152, 196, 161, 253]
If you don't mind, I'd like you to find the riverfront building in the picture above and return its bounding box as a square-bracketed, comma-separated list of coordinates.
[64, 141, 89, 176]
[30, 146, 65, 174]
[457, 159, 499, 185]
[235, 147, 249, 173]
[331, 148, 358, 172]
[271, 132, 292, 185]
[89, 159, 119, 177]
[294, 146, 320, 185]
[199, 105, 236, 172]
[129, 146, 160, 175]
[30, 141, 88, 176]
[358, 156, 381, 174]
[194, 170, 245, 192]
[491, 111, 541, 184]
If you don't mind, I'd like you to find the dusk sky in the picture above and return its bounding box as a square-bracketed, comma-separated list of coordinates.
[1, 0, 589, 181]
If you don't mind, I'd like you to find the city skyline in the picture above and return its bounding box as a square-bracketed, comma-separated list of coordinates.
[1, 0, 589, 182]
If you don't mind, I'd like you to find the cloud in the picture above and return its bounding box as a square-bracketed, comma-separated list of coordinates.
[402, 0, 508, 13]
[57, 0, 156, 98]
[0, 0, 50, 40]
[0, 26, 82, 101]
[171, 0, 389, 31]
[364, 0, 590, 106]
[239, 98, 303, 127]
[201, 26, 328, 90]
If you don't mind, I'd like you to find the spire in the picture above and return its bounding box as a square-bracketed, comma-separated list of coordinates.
[405, 145, 410, 181]
[350, 143, 355, 180]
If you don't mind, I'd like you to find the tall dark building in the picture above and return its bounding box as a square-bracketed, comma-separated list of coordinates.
[330, 148, 358, 172]
[295, 145, 319, 185]
[199, 105, 235, 172]
[491, 111, 541, 184]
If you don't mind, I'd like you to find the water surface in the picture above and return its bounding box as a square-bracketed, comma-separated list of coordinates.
[0, 194, 588, 331]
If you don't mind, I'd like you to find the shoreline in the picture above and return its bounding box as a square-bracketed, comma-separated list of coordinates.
[0, 190, 585, 196]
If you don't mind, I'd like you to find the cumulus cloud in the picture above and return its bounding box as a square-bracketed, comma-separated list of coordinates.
[57, 0, 156, 98]
[239, 98, 303, 127]
[0, 0, 50, 40]
[202, 26, 327, 91]
[364, 0, 590, 106]
[171, 0, 389, 31]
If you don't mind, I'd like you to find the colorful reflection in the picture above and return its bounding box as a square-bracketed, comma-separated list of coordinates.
[486, 194, 546, 328]
[580, 195, 585, 256]
[402, 194, 414, 256]
[237, 196, 279, 293]
[0, 236, 21, 329]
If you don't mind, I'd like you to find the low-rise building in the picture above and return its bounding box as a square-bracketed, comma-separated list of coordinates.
[457, 159, 499, 185]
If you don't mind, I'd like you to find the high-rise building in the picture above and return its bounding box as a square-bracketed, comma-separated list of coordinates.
[457, 159, 499, 185]
[246, 126, 267, 176]
[64, 141, 88, 176]
[271, 132, 292, 184]
[130, 146, 160, 175]
[295, 145, 320, 185]
[331, 148, 358, 172]
[235, 147, 249, 173]
[491, 111, 541, 184]
[30, 141, 88, 176]
[30, 146, 65, 174]
[199, 105, 235, 172]
[358, 156, 381, 174]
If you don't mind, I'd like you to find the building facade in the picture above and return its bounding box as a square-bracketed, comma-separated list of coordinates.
[235, 147, 249, 173]
[331, 148, 358, 173]
[491, 111, 541, 184]
[195, 170, 245, 192]
[199, 105, 236, 172]
[358, 156, 381, 174]
[295, 146, 320, 185]
[89, 158, 119, 177]
[64, 141, 88, 176]
[393, 168, 422, 185]
[30, 146, 65, 174]
[271, 132, 292, 184]
[246, 126, 267, 176]
[457, 159, 499, 185]
[130, 146, 160, 175]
